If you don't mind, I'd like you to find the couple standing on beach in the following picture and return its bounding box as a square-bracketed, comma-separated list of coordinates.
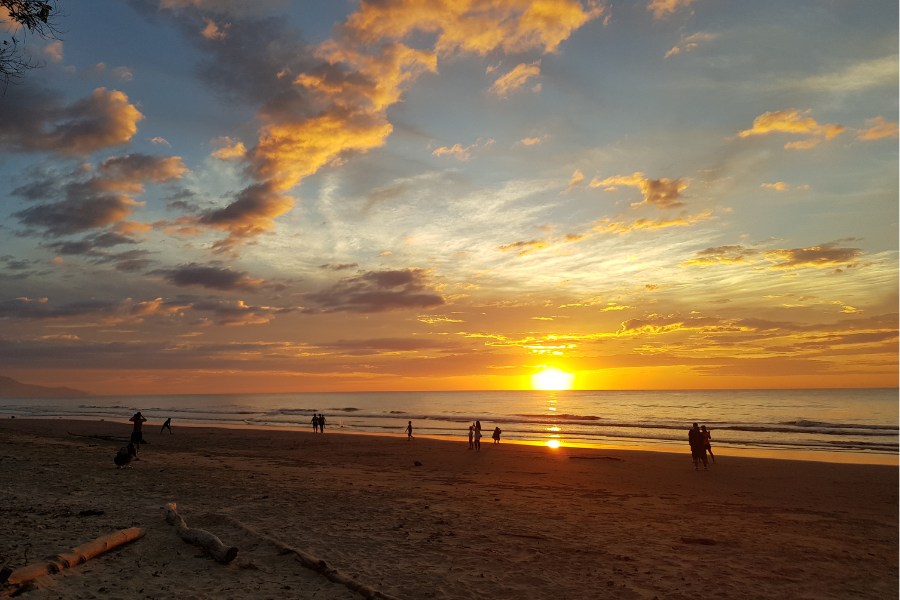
[311, 414, 327, 433]
[688, 422, 716, 470]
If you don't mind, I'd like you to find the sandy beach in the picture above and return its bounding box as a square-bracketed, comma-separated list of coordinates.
[0, 418, 896, 600]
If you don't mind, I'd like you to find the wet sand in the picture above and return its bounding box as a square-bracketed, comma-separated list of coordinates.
[0, 418, 896, 599]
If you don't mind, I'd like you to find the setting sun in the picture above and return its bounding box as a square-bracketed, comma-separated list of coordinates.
[531, 368, 575, 391]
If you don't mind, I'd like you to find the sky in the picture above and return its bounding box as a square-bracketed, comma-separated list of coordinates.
[0, 0, 897, 396]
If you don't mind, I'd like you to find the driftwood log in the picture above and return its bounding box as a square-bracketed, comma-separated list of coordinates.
[1, 527, 145, 593]
[163, 502, 238, 564]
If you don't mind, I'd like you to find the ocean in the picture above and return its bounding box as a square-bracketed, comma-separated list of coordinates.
[1, 388, 896, 462]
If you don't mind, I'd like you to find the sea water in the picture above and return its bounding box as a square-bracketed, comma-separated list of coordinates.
[0, 389, 896, 460]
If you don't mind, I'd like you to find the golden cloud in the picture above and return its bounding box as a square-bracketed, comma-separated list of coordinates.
[648, 0, 697, 19]
[490, 61, 541, 97]
[211, 137, 246, 160]
[592, 171, 688, 208]
[857, 116, 899, 141]
[593, 209, 713, 234]
[498, 239, 550, 256]
[738, 108, 845, 149]
[341, 0, 604, 56]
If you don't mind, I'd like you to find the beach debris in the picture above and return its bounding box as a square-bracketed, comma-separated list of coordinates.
[163, 502, 238, 564]
[0, 527, 145, 595]
[220, 515, 400, 600]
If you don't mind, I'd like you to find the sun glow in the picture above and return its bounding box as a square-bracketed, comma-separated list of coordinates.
[531, 367, 574, 391]
[546, 439, 561, 449]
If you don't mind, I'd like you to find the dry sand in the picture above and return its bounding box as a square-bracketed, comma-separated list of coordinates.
[0, 418, 896, 599]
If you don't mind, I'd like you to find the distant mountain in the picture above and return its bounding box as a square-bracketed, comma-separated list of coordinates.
[0, 376, 89, 398]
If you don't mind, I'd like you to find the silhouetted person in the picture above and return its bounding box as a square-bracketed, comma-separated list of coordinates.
[160, 417, 173, 434]
[688, 422, 707, 471]
[474, 420, 482, 451]
[129, 411, 147, 452]
[311, 414, 319, 433]
[406, 420, 414, 441]
[319, 414, 326, 433]
[701, 425, 715, 463]
[468, 424, 474, 449]
[492, 427, 502, 444]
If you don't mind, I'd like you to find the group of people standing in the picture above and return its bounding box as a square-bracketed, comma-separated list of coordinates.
[310, 414, 327, 433]
[467, 421, 502, 450]
[688, 422, 715, 470]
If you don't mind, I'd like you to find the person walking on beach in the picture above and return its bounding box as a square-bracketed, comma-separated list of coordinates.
[406, 420, 414, 441]
[701, 425, 715, 464]
[688, 422, 707, 471]
[160, 417, 173, 434]
[468, 424, 474, 449]
[319, 414, 327, 433]
[474, 420, 482, 451]
[311, 414, 319, 433]
[492, 426, 502, 444]
[129, 411, 147, 454]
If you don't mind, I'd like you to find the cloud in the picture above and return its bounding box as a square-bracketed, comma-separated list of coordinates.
[794, 55, 897, 94]
[14, 190, 141, 237]
[149, 0, 601, 247]
[201, 17, 230, 40]
[432, 143, 472, 161]
[737, 108, 845, 150]
[12, 156, 187, 237]
[0, 86, 143, 156]
[197, 181, 294, 249]
[591, 171, 688, 209]
[211, 137, 246, 160]
[150, 136, 171, 146]
[761, 182, 810, 192]
[489, 61, 541, 97]
[856, 116, 898, 141]
[565, 169, 584, 192]
[306, 268, 445, 313]
[99, 154, 189, 183]
[432, 138, 494, 161]
[191, 298, 292, 326]
[155, 263, 265, 291]
[519, 135, 548, 146]
[593, 210, 713, 234]
[764, 242, 863, 271]
[664, 31, 717, 58]
[43, 40, 63, 62]
[681, 245, 760, 267]
[339, 0, 605, 56]
[498, 239, 550, 256]
[648, 0, 697, 19]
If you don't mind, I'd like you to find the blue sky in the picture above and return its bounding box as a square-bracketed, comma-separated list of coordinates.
[0, 0, 897, 395]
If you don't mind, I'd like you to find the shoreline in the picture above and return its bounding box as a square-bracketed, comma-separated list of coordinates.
[1, 417, 897, 599]
[6, 415, 897, 466]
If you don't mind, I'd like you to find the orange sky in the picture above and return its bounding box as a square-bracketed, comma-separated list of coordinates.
[0, 0, 897, 396]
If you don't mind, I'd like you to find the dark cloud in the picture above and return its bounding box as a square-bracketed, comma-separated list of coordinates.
[0, 85, 143, 156]
[99, 153, 188, 182]
[306, 268, 445, 313]
[11, 154, 187, 238]
[191, 298, 294, 326]
[155, 262, 265, 291]
[765, 242, 863, 270]
[319, 263, 359, 271]
[14, 191, 137, 237]
[198, 182, 294, 249]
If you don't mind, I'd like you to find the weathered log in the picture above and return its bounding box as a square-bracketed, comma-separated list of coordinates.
[1, 527, 145, 592]
[163, 502, 238, 564]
